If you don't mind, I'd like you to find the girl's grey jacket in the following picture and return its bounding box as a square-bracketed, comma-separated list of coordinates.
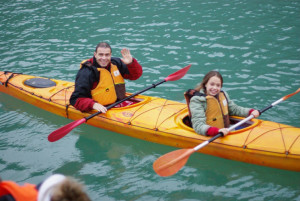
[189, 89, 252, 136]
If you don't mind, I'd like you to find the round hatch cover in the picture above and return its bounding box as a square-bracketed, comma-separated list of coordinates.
[24, 78, 56, 88]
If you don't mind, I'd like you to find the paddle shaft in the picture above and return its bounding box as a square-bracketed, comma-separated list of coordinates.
[85, 80, 166, 121]
[153, 88, 300, 177]
[84, 64, 193, 121]
[48, 65, 192, 142]
[193, 96, 289, 151]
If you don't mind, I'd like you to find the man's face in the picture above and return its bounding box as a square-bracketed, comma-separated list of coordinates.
[94, 47, 111, 67]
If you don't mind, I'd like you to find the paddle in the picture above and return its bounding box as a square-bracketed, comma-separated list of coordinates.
[48, 64, 192, 142]
[153, 87, 300, 177]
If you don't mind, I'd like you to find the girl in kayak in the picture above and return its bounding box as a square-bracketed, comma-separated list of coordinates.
[189, 71, 260, 136]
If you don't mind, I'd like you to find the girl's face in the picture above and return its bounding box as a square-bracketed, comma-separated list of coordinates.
[205, 76, 222, 96]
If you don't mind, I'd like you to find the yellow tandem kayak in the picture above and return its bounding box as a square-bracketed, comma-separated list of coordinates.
[0, 71, 300, 172]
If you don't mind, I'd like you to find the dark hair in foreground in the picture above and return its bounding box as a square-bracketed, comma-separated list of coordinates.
[95, 42, 112, 53]
[51, 177, 91, 201]
[195, 71, 223, 94]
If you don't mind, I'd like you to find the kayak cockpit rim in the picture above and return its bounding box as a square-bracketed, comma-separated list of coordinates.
[103, 93, 151, 110]
[176, 108, 261, 135]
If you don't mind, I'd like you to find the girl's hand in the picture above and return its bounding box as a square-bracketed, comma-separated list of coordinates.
[219, 128, 229, 136]
[251, 110, 260, 118]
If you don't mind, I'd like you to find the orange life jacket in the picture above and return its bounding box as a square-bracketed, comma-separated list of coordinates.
[205, 92, 230, 128]
[0, 181, 38, 201]
[80, 60, 126, 106]
[184, 89, 230, 128]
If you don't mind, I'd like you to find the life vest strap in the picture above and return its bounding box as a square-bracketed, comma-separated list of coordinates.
[184, 89, 206, 126]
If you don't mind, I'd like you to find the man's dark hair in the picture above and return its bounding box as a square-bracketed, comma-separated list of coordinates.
[95, 42, 112, 53]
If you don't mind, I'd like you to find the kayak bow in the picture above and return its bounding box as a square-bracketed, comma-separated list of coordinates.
[0, 71, 300, 172]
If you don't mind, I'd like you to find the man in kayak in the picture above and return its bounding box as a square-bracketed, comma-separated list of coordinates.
[0, 174, 91, 201]
[70, 42, 143, 113]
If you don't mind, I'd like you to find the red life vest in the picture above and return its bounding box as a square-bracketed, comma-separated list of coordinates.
[0, 181, 38, 201]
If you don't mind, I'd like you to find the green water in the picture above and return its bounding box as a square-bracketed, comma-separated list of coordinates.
[1, 0, 300, 200]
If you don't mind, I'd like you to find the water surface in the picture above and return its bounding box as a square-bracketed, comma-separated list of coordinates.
[1, 0, 300, 200]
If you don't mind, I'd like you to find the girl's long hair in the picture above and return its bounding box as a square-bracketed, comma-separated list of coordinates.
[195, 71, 223, 94]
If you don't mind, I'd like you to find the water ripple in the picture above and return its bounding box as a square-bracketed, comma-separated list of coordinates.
[1, 0, 300, 200]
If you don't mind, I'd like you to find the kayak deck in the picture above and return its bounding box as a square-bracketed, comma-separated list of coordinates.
[1, 71, 300, 172]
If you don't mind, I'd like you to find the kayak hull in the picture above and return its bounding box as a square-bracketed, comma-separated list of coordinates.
[1, 71, 300, 172]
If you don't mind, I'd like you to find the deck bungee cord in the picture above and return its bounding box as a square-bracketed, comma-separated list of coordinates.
[48, 65, 192, 142]
[1, 70, 299, 172]
[153, 88, 300, 177]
